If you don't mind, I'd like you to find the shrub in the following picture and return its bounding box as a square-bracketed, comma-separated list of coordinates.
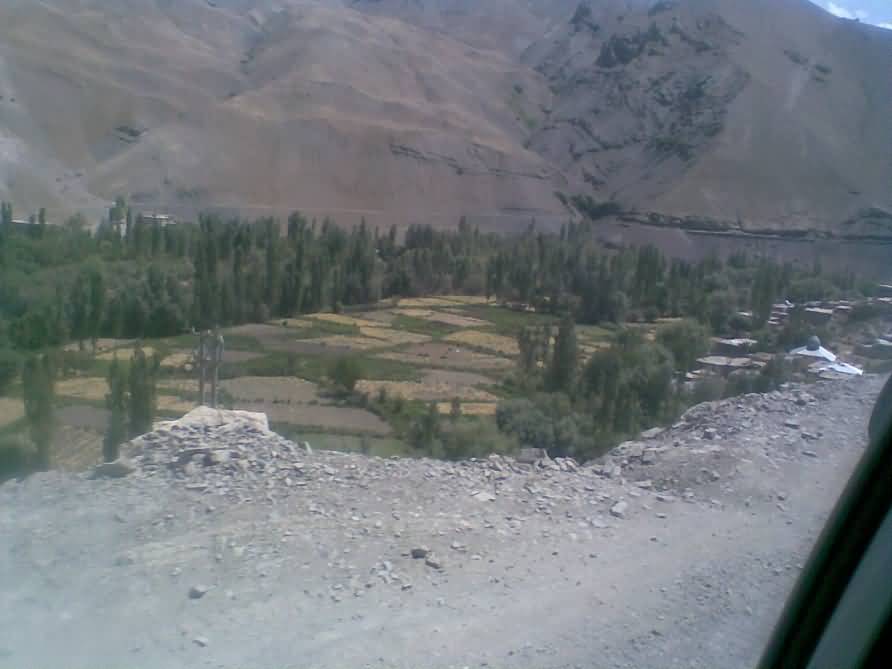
[692, 376, 726, 403]
[755, 354, 789, 392]
[657, 319, 711, 372]
[0, 434, 35, 483]
[496, 394, 592, 459]
[0, 348, 20, 396]
[440, 419, 516, 461]
[328, 357, 364, 395]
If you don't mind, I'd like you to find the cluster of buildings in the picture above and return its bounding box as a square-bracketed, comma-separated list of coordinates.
[691, 288, 892, 383]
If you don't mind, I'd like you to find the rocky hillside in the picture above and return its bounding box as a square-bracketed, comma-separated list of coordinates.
[0, 376, 884, 668]
[0, 0, 890, 237]
[524, 0, 892, 235]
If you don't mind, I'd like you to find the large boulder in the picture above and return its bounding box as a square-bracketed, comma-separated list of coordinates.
[154, 406, 270, 435]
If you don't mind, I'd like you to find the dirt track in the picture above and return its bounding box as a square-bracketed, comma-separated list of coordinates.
[0, 377, 883, 669]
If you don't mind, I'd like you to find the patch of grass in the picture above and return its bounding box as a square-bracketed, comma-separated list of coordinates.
[163, 332, 265, 352]
[278, 430, 411, 458]
[576, 324, 613, 341]
[222, 351, 421, 385]
[389, 315, 461, 339]
[282, 319, 360, 339]
[456, 304, 556, 336]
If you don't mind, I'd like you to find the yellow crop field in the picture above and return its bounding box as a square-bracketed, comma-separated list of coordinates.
[435, 402, 497, 416]
[96, 346, 156, 361]
[396, 297, 465, 308]
[438, 295, 492, 305]
[358, 327, 431, 345]
[271, 318, 313, 328]
[220, 376, 321, 404]
[0, 398, 25, 427]
[311, 313, 382, 329]
[393, 308, 491, 328]
[355, 380, 498, 402]
[160, 351, 192, 369]
[63, 338, 129, 353]
[56, 377, 108, 401]
[156, 396, 196, 414]
[157, 379, 200, 395]
[444, 330, 519, 356]
[301, 335, 392, 351]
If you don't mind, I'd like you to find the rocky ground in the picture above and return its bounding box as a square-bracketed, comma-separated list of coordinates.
[0, 376, 885, 669]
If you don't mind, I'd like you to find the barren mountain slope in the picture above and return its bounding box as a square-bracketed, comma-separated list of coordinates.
[0, 0, 562, 226]
[522, 0, 892, 233]
[0, 377, 884, 668]
[1, 0, 890, 237]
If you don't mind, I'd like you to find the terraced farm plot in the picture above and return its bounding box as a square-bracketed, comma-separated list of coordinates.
[56, 405, 109, 431]
[435, 402, 498, 416]
[157, 379, 200, 395]
[56, 377, 108, 401]
[310, 313, 381, 329]
[420, 369, 495, 387]
[271, 318, 313, 329]
[298, 335, 392, 351]
[355, 380, 498, 403]
[437, 295, 492, 305]
[257, 404, 391, 435]
[356, 310, 396, 325]
[358, 327, 431, 345]
[393, 308, 492, 328]
[377, 342, 511, 371]
[162, 349, 267, 372]
[223, 350, 266, 363]
[220, 377, 323, 404]
[444, 330, 519, 356]
[52, 426, 102, 472]
[156, 396, 197, 414]
[160, 351, 192, 369]
[96, 346, 156, 361]
[0, 398, 25, 428]
[396, 297, 468, 308]
[63, 338, 130, 353]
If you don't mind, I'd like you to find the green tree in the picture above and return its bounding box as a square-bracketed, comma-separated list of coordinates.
[707, 291, 734, 334]
[657, 319, 711, 373]
[449, 397, 462, 421]
[87, 264, 105, 352]
[0, 348, 21, 396]
[23, 354, 55, 470]
[329, 356, 364, 395]
[751, 262, 777, 327]
[1, 201, 12, 226]
[69, 272, 90, 349]
[104, 357, 128, 462]
[409, 401, 442, 452]
[128, 346, 159, 437]
[546, 314, 577, 394]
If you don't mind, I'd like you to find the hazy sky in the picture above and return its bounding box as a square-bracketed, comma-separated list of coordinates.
[812, 0, 892, 28]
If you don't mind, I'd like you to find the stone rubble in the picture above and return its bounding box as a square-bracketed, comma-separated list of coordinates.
[0, 376, 882, 669]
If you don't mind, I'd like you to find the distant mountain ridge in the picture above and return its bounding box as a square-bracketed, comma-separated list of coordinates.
[0, 0, 890, 240]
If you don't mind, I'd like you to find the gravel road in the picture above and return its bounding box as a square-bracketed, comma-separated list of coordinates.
[0, 377, 884, 669]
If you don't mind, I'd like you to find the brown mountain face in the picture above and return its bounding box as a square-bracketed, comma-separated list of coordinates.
[0, 0, 890, 239]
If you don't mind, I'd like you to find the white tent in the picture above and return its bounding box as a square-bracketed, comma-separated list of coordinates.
[790, 345, 837, 362]
[809, 361, 863, 377]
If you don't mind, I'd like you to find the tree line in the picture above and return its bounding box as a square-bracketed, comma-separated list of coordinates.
[0, 202, 865, 356]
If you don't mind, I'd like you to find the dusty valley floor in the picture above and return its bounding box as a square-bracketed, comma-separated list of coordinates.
[0, 376, 885, 669]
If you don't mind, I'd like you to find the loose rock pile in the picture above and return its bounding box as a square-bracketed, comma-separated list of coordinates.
[1, 377, 882, 669]
[93, 380, 874, 526]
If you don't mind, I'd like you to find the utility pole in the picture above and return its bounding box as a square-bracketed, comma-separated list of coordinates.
[194, 328, 224, 407]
